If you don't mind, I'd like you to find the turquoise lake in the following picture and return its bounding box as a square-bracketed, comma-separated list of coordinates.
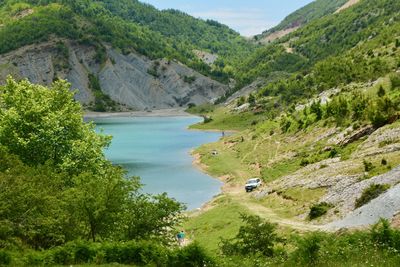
[93, 116, 222, 210]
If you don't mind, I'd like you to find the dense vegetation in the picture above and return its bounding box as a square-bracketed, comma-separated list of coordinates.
[255, 0, 347, 40]
[223, 0, 400, 100]
[0, 78, 205, 265]
[218, 215, 400, 266]
[0, 0, 254, 83]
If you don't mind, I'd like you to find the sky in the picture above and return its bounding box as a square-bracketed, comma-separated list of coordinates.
[140, 0, 314, 37]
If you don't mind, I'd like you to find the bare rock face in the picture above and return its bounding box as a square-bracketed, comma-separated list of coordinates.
[0, 40, 228, 110]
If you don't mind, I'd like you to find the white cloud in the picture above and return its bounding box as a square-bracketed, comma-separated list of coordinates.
[191, 8, 277, 36]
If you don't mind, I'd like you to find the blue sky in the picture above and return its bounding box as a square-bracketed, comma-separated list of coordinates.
[140, 0, 314, 36]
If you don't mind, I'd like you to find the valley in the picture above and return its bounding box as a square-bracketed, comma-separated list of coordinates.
[0, 0, 400, 266]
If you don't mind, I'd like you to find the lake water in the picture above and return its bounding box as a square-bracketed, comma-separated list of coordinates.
[93, 116, 222, 210]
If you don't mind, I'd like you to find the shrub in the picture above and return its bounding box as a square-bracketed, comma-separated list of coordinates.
[74, 243, 96, 263]
[381, 158, 388, 166]
[203, 116, 213, 123]
[377, 85, 386, 97]
[170, 242, 215, 267]
[52, 247, 73, 265]
[0, 250, 11, 265]
[292, 233, 325, 265]
[220, 214, 283, 257]
[328, 148, 338, 158]
[355, 184, 390, 208]
[308, 202, 333, 220]
[389, 72, 400, 89]
[363, 160, 375, 172]
[300, 158, 310, 167]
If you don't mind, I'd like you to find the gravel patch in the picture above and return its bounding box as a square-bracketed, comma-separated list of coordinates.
[328, 170, 400, 229]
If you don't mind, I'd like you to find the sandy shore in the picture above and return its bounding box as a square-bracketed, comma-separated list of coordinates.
[84, 108, 192, 119]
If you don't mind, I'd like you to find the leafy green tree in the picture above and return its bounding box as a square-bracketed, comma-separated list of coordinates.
[0, 77, 111, 174]
[65, 166, 140, 242]
[124, 193, 185, 244]
[0, 78, 184, 249]
[220, 214, 283, 257]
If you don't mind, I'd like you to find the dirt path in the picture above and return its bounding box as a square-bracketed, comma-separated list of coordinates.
[226, 186, 325, 232]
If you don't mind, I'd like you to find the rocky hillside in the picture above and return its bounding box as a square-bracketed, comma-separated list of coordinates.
[0, 40, 228, 111]
[0, 0, 252, 111]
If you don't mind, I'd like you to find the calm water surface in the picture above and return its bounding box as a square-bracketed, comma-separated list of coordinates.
[93, 116, 222, 210]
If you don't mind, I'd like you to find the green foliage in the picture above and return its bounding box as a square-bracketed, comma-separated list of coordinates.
[257, 0, 348, 40]
[371, 219, 400, 249]
[0, 4, 79, 54]
[389, 72, 400, 89]
[292, 232, 325, 265]
[0, 78, 185, 250]
[88, 74, 118, 112]
[378, 85, 386, 97]
[124, 193, 185, 244]
[0, 250, 11, 265]
[183, 75, 196, 84]
[355, 184, 390, 208]
[0, 77, 110, 173]
[0, 0, 254, 83]
[170, 242, 216, 267]
[186, 103, 215, 114]
[8, 241, 215, 266]
[308, 202, 333, 220]
[220, 214, 283, 257]
[363, 160, 375, 172]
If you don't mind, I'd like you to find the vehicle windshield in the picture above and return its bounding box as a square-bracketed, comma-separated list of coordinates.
[247, 179, 258, 184]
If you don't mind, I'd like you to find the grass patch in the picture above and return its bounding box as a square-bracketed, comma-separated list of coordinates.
[183, 196, 250, 253]
[186, 103, 216, 114]
[261, 158, 302, 182]
[194, 140, 257, 183]
[255, 188, 326, 219]
[189, 107, 266, 131]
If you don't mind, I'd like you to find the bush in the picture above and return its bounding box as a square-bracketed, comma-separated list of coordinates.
[52, 247, 74, 265]
[18, 241, 215, 266]
[74, 242, 96, 263]
[220, 214, 283, 257]
[371, 219, 400, 250]
[170, 242, 215, 267]
[355, 184, 390, 208]
[292, 233, 325, 265]
[308, 202, 333, 220]
[300, 158, 310, 167]
[363, 160, 375, 172]
[0, 250, 11, 265]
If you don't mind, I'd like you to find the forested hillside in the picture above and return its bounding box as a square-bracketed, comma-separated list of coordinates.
[185, 1, 400, 266]
[0, 0, 253, 83]
[223, 0, 399, 99]
[255, 0, 348, 42]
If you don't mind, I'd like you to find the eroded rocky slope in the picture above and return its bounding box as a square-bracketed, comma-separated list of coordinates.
[0, 40, 228, 110]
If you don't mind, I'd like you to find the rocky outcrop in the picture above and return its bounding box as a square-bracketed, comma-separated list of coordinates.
[0, 40, 228, 110]
[328, 171, 400, 229]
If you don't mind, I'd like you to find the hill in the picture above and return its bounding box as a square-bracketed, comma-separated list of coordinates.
[224, 0, 399, 98]
[254, 0, 348, 44]
[186, 0, 400, 256]
[0, 0, 254, 110]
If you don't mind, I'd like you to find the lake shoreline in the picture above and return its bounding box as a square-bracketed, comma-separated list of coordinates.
[190, 152, 233, 214]
[84, 108, 191, 119]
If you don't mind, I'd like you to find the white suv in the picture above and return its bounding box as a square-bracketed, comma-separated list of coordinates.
[245, 178, 262, 192]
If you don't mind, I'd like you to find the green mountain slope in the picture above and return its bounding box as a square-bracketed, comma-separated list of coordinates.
[255, 0, 348, 42]
[0, 0, 254, 83]
[226, 0, 400, 97]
